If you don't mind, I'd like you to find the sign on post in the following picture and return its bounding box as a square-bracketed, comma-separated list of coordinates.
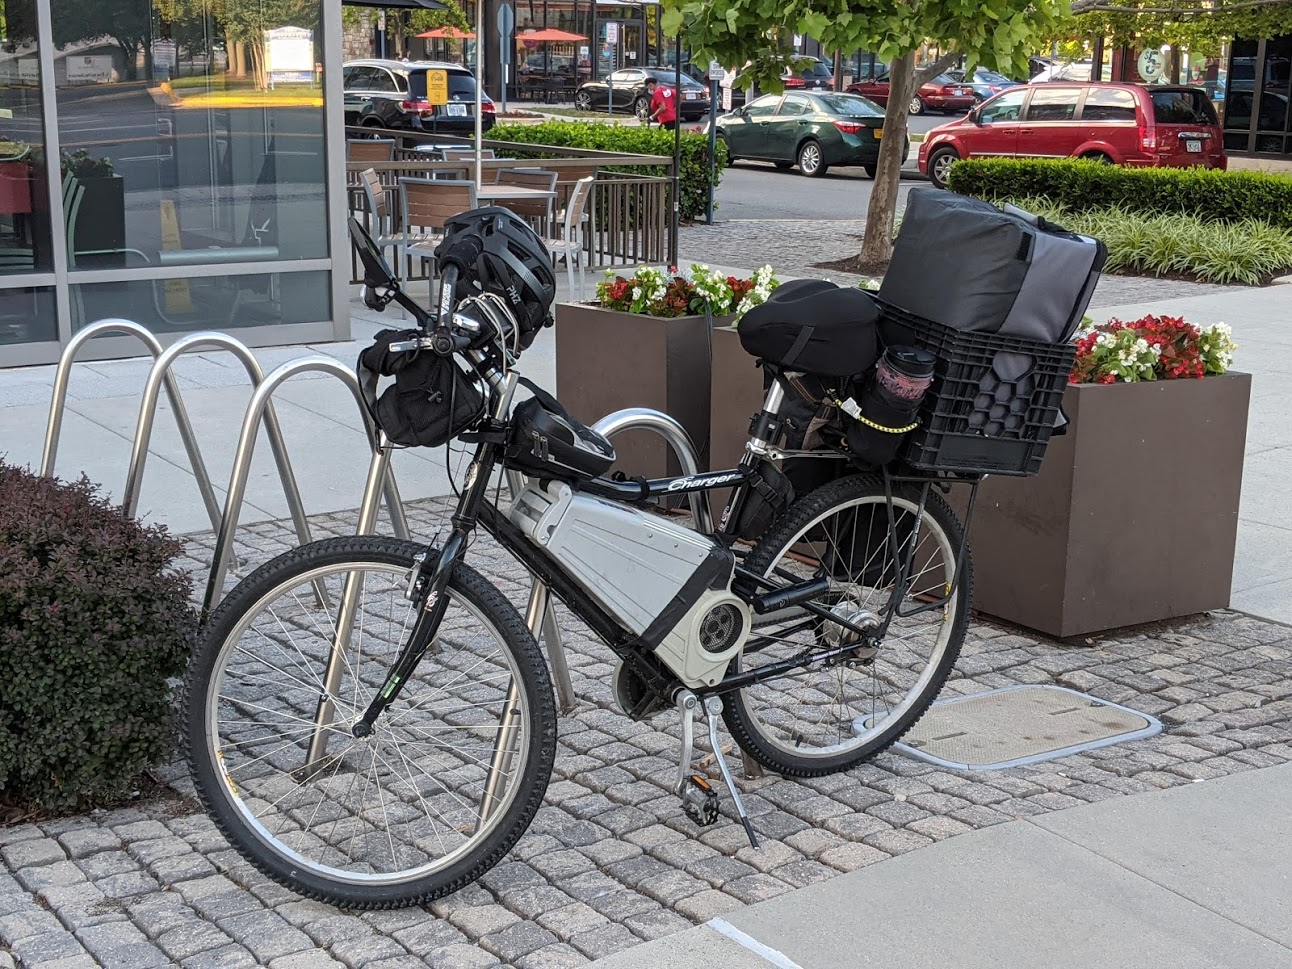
[605, 22, 619, 44]
[264, 26, 314, 89]
[426, 69, 450, 105]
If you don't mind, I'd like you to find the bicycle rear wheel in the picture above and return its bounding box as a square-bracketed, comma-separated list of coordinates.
[725, 473, 971, 776]
[184, 536, 556, 909]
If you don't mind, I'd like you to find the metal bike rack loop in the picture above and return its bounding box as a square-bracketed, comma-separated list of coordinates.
[203, 355, 410, 616]
[121, 332, 314, 548]
[42, 319, 225, 535]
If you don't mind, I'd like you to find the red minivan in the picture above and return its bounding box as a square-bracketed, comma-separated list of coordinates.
[918, 83, 1226, 188]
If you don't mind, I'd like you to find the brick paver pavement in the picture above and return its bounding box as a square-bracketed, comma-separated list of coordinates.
[2, 495, 1289, 968]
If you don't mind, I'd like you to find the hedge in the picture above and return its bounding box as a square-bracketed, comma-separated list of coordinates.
[0, 463, 197, 811]
[946, 158, 1292, 230]
[488, 120, 726, 222]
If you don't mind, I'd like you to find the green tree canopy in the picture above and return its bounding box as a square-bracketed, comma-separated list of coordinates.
[662, 0, 1070, 265]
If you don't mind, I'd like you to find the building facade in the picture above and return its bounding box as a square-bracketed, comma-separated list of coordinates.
[1224, 35, 1292, 160]
[0, 0, 349, 367]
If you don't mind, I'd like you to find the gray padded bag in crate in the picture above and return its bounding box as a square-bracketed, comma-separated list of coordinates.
[879, 188, 1105, 343]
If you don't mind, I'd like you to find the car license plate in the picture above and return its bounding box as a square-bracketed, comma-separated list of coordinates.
[446, 103, 467, 117]
[685, 92, 697, 100]
[873, 128, 883, 139]
[1186, 139, 1202, 152]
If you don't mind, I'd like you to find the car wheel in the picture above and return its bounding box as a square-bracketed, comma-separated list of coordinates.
[797, 139, 827, 177]
[863, 163, 877, 178]
[575, 90, 593, 111]
[634, 96, 650, 120]
[909, 95, 925, 115]
[774, 161, 793, 170]
[360, 119, 386, 139]
[717, 134, 737, 164]
[928, 146, 959, 188]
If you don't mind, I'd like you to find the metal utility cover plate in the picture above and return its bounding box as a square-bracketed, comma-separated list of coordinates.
[893, 685, 1162, 771]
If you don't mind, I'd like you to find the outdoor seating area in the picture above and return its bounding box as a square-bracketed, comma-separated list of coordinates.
[347, 138, 599, 297]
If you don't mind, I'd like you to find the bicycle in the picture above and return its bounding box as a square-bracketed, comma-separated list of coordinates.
[184, 210, 979, 909]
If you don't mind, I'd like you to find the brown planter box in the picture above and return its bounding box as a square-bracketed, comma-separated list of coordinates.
[961, 373, 1251, 638]
[708, 325, 766, 511]
[555, 302, 724, 480]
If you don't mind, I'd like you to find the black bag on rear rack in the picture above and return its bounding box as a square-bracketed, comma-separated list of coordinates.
[357, 329, 486, 448]
[879, 188, 1106, 343]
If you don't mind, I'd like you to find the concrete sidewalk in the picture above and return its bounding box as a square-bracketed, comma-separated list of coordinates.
[592, 761, 1292, 969]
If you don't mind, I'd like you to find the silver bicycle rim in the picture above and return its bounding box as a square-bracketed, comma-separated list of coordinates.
[203, 560, 531, 886]
[743, 493, 959, 758]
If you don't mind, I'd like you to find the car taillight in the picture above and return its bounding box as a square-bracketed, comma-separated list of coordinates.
[833, 120, 864, 134]
[481, 101, 495, 113]
[399, 99, 433, 116]
[785, 77, 804, 87]
[1140, 129, 1156, 151]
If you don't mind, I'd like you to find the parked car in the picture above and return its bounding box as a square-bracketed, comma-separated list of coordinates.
[918, 83, 1226, 188]
[726, 55, 834, 108]
[947, 68, 1021, 103]
[1030, 61, 1095, 83]
[574, 67, 710, 120]
[714, 90, 906, 178]
[846, 72, 975, 115]
[343, 59, 495, 136]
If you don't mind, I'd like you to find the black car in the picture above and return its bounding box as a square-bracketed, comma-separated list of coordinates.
[343, 59, 495, 136]
[574, 67, 710, 120]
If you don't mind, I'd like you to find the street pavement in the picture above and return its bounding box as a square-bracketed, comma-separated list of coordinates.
[1, 212, 1289, 968]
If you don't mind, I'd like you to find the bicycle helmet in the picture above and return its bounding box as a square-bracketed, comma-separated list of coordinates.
[435, 207, 557, 349]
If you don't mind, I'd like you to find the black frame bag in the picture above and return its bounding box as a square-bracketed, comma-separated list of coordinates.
[357, 329, 485, 448]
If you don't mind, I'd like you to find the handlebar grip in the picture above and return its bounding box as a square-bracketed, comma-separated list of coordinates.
[436, 265, 460, 328]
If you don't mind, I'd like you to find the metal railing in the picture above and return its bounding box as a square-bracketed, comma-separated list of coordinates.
[40, 319, 409, 619]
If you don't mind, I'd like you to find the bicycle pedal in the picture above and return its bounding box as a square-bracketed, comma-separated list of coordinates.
[679, 774, 720, 826]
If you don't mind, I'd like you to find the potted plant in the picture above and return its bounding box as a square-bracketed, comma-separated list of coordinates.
[61, 149, 126, 262]
[555, 264, 778, 481]
[961, 315, 1249, 638]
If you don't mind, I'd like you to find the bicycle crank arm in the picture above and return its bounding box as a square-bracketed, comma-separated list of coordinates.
[353, 532, 466, 736]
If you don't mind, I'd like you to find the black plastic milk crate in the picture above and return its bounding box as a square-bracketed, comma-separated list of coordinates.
[878, 302, 1076, 477]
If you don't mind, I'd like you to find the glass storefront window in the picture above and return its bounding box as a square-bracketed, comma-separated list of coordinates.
[0, 0, 53, 275]
[72, 270, 331, 334]
[0, 285, 57, 345]
[1257, 36, 1291, 135]
[55, 0, 327, 273]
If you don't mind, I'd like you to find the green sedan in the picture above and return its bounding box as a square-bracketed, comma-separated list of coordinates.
[715, 91, 907, 178]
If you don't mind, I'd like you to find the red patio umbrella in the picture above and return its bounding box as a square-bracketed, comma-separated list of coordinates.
[516, 28, 587, 42]
[416, 26, 476, 39]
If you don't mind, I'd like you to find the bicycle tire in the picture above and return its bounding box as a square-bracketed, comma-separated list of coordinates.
[724, 473, 971, 777]
[184, 536, 557, 909]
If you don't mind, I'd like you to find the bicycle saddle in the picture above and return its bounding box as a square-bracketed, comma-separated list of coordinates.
[738, 279, 882, 378]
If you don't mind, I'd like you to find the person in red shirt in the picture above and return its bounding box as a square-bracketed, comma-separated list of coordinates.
[644, 77, 678, 130]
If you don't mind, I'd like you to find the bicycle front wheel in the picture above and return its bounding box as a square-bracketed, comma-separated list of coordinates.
[184, 536, 557, 909]
[725, 473, 971, 776]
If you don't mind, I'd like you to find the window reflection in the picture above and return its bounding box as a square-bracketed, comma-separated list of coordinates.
[0, 286, 57, 345]
[72, 271, 331, 334]
[54, 0, 327, 272]
[0, 0, 53, 274]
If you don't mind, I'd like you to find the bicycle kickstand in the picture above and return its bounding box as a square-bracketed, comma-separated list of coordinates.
[672, 690, 760, 849]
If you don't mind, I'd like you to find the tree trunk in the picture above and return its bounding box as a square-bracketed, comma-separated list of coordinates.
[858, 52, 916, 269]
[230, 40, 246, 77]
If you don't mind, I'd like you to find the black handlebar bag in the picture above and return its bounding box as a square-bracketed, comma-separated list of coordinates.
[357, 329, 486, 448]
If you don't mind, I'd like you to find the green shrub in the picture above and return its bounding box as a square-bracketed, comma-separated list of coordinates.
[0, 463, 197, 811]
[946, 158, 1292, 230]
[488, 120, 725, 222]
[1004, 196, 1292, 285]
